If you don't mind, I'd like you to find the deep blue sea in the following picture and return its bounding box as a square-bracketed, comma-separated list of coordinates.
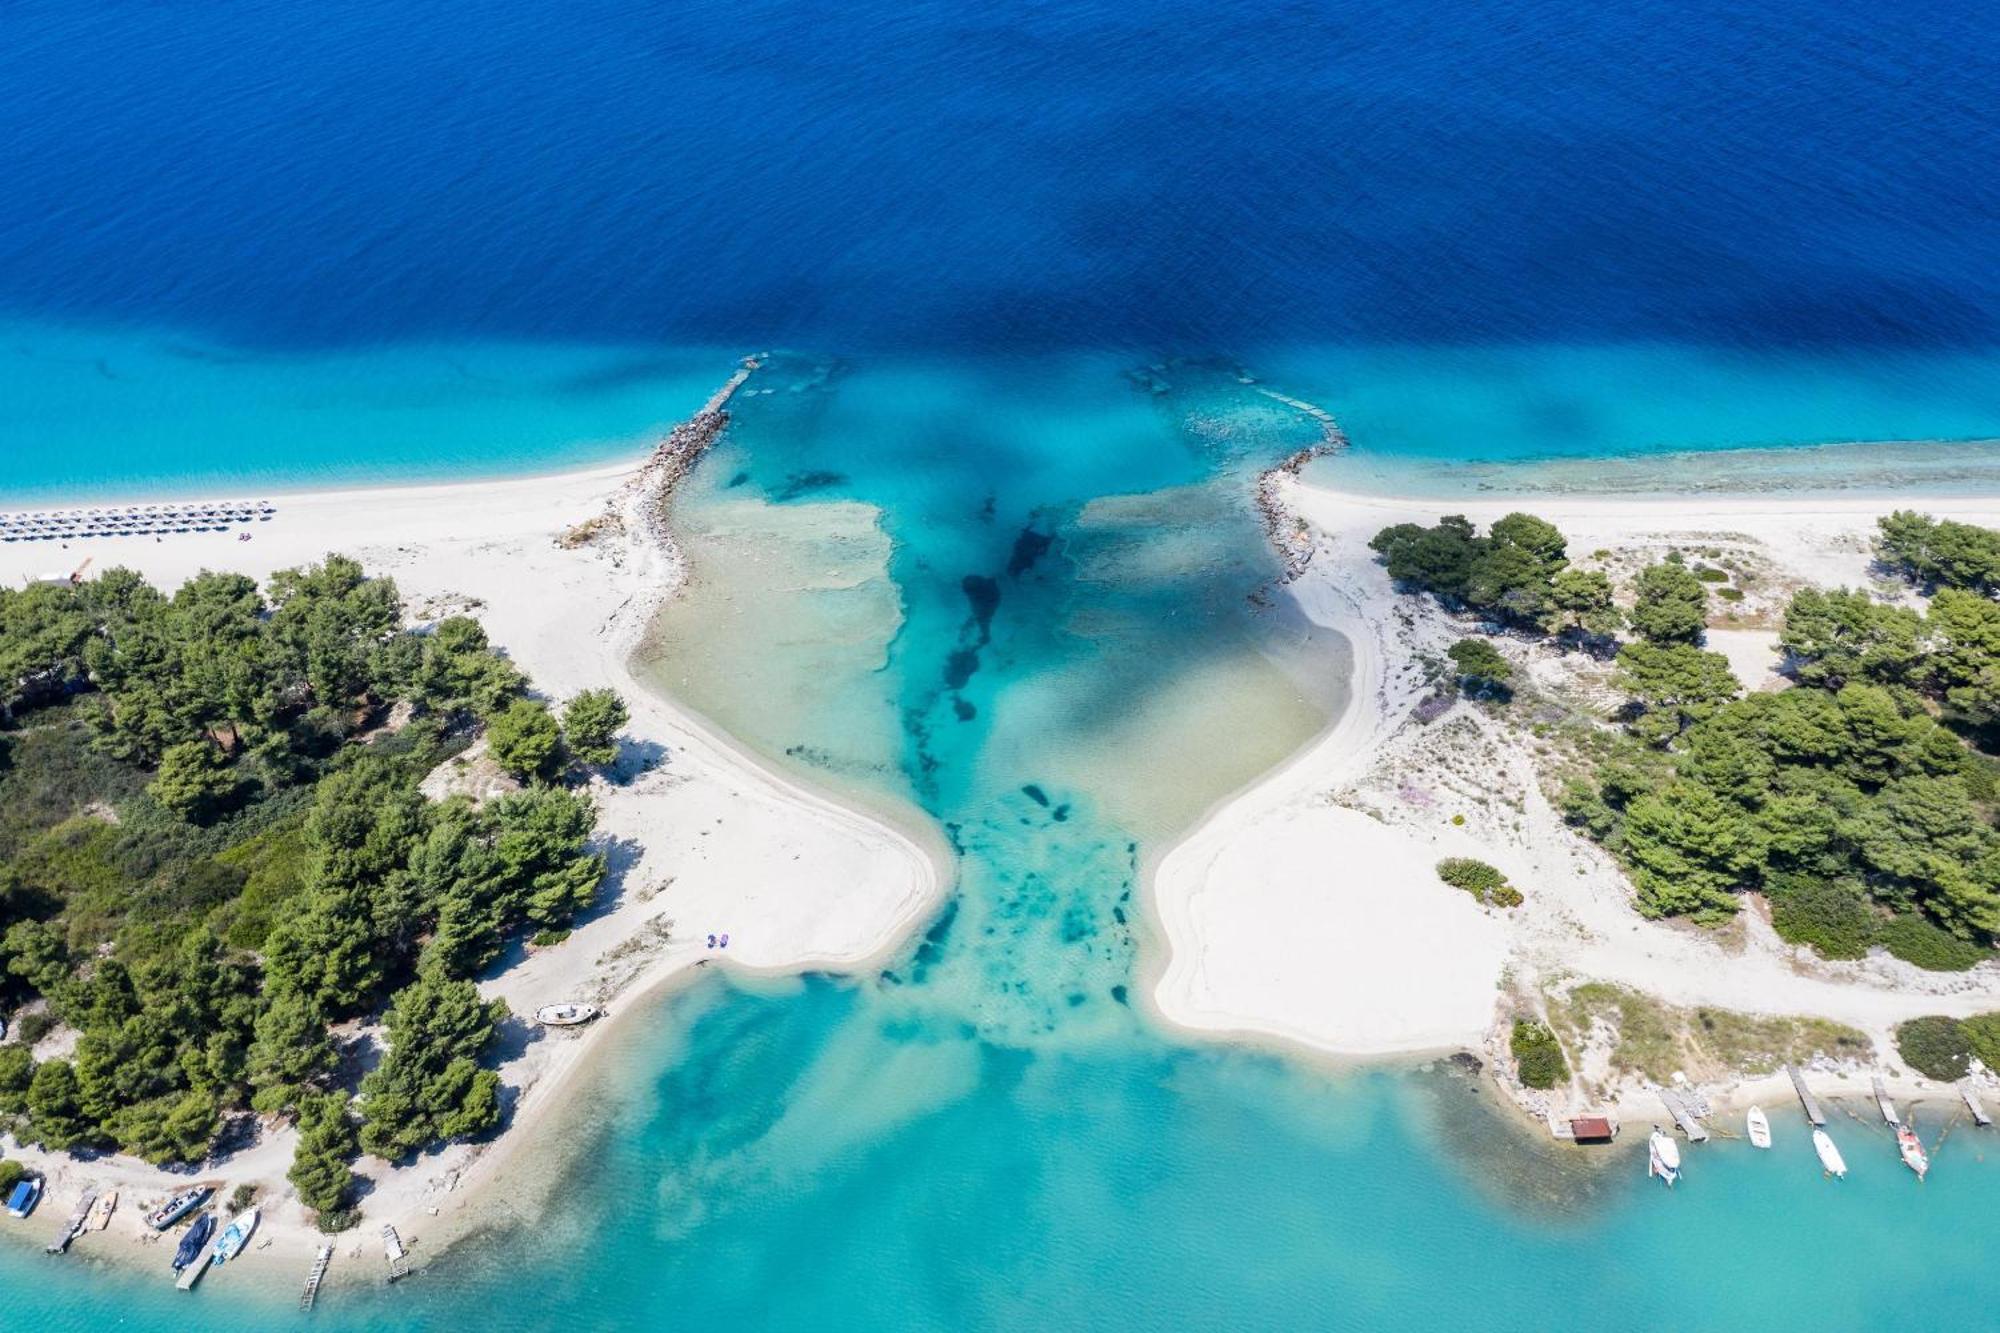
[3, 0, 2000, 1328]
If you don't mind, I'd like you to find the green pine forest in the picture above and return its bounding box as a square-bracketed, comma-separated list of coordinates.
[1373, 509, 2000, 971]
[0, 555, 626, 1228]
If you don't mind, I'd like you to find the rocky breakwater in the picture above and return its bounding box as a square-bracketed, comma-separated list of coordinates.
[562, 356, 762, 560]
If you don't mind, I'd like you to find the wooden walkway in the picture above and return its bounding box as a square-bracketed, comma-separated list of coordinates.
[383, 1224, 411, 1282]
[1960, 1082, 1992, 1127]
[1872, 1076, 1901, 1126]
[1785, 1064, 1826, 1126]
[300, 1243, 333, 1311]
[1658, 1088, 1710, 1142]
[45, 1188, 95, 1254]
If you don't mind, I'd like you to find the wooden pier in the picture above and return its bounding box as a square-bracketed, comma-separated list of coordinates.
[1658, 1088, 1710, 1142]
[1785, 1064, 1826, 1126]
[382, 1224, 411, 1282]
[46, 1188, 96, 1255]
[176, 1251, 213, 1291]
[299, 1243, 333, 1312]
[1960, 1082, 1992, 1127]
[1872, 1075, 1900, 1126]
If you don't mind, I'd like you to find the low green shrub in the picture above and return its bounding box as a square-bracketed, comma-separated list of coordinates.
[1895, 1015, 1973, 1080]
[1716, 587, 1745, 602]
[1511, 1019, 1568, 1089]
[0, 1160, 22, 1194]
[1694, 566, 1731, 583]
[14, 1012, 53, 1048]
[1960, 1012, 2000, 1073]
[1878, 915, 1992, 972]
[315, 1207, 361, 1235]
[1436, 857, 1521, 908]
[530, 928, 572, 948]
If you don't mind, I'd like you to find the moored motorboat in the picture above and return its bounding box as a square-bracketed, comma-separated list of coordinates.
[534, 1002, 600, 1027]
[171, 1213, 215, 1271]
[1647, 1128, 1681, 1186]
[146, 1185, 213, 1231]
[1897, 1126, 1929, 1180]
[1746, 1106, 1772, 1149]
[212, 1208, 259, 1264]
[1814, 1128, 1848, 1178]
[6, 1177, 43, 1217]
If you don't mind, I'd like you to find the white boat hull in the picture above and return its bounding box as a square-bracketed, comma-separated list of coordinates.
[1746, 1107, 1772, 1149]
[1813, 1129, 1847, 1177]
[1648, 1131, 1681, 1186]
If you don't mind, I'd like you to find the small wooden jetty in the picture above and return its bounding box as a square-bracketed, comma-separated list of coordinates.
[299, 1243, 333, 1312]
[1959, 1082, 1992, 1127]
[1658, 1088, 1710, 1142]
[176, 1251, 213, 1291]
[1872, 1076, 1901, 1126]
[1785, 1064, 1826, 1126]
[45, 1188, 96, 1254]
[382, 1224, 411, 1282]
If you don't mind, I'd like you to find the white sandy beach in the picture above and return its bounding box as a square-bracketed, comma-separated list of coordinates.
[0, 440, 946, 1282]
[1151, 479, 2000, 1112]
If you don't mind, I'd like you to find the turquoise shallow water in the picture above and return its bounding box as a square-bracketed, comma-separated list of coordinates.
[9, 0, 2000, 1319]
[2, 332, 2000, 1330]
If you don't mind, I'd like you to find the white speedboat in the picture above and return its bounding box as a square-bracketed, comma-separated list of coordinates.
[534, 1002, 600, 1027]
[1648, 1128, 1681, 1186]
[213, 1208, 259, 1263]
[1746, 1106, 1772, 1149]
[1813, 1128, 1847, 1178]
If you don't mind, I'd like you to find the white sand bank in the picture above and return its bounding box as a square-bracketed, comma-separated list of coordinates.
[1151, 480, 2000, 1078]
[0, 442, 946, 1281]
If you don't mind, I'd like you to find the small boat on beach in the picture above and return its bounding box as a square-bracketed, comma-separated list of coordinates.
[172, 1214, 215, 1271]
[1746, 1106, 1772, 1149]
[1814, 1128, 1848, 1178]
[87, 1190, 117, 1230]
[147, 1185, 213, 1231]
[534, 1002, 600, 1027]
[1647, 1128, 1680, 1186]
[212, 1208, 259, 1264]
[7, 1178, 43, 1217]
[1897, 1126, 1929, 1180]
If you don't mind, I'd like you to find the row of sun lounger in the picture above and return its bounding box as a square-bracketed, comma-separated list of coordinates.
[0, 501, 275, 541]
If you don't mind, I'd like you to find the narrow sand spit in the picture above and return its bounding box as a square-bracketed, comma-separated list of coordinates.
[1150, 480, 2000, 1092]
[0, 411, 947, 1281]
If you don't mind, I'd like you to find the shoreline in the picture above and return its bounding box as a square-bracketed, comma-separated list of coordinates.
[1146, 470, 2000, 1126]
[0, 370, 951, 1291]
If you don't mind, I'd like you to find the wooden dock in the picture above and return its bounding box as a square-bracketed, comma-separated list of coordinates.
[176, 1251, 213, 1291]
[382, 1224, 411, 1282]
[1785, 1064, 1826, 1126]
[1658, 1088, 1710, 1142]
[299, 1243, 333, 1312]
[46, 1188, 96, 1254]
[1960, 1082, 1992, 1127]
[1872, 1075, 1901, 1126]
